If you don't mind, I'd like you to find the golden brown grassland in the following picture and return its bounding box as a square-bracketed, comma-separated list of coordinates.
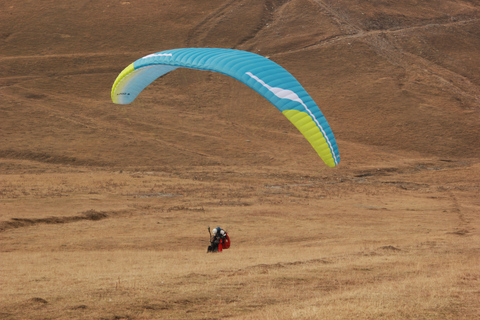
[1, 159, 479, 319]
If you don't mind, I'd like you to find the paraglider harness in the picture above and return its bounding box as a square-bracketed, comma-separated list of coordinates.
[207, 226, 230, 253]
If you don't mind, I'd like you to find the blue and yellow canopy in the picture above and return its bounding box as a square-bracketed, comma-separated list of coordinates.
[111, 48, 340, 167]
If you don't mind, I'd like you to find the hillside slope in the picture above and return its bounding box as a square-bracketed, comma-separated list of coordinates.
[1, 0, 479, 169]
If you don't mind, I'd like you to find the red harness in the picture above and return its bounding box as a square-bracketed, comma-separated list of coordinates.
[218, 233, 230, 251]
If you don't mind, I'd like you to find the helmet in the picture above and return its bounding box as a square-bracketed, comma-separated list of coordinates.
[212, 228, 217, 235]
[220, 230, 225, 236]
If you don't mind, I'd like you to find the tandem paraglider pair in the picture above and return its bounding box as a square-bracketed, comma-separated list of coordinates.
[207, 226, 230, 253]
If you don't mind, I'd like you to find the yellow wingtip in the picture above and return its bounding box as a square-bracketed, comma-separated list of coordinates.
[111, 63, 135, 104]
[282, 109, 336, 167]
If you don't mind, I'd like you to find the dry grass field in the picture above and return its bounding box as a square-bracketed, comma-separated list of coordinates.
[1, 159, 479, 319]
[1, 0, 480, 319]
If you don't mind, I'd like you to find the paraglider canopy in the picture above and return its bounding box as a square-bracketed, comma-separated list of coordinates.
[111, 48, 340, 167]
